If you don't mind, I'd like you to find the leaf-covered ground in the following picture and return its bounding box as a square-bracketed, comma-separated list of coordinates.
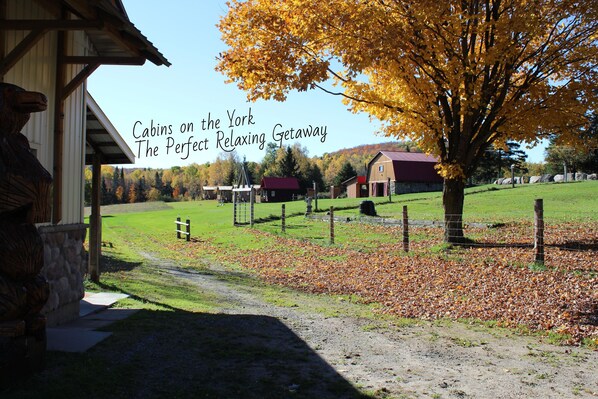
[173, 222, 597, 345]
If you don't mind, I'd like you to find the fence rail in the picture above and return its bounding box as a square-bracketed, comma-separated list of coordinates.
[175, 217, 191, 241]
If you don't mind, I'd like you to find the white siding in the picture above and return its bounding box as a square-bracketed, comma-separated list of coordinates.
[61, 30, 92, 224]
[4, 0, 94, 224]
[4, 0, 56, 170]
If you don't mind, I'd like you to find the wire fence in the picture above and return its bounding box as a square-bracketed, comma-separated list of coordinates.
[239, 199, 597, 273]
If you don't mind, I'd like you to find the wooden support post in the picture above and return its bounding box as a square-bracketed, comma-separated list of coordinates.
[250, 187, 255, 227]
[388, 177, 392, 202]
[0, 0, 5, 82]
[534, 199, 544, 264]
[402, 205, 409, 252]
[281, 204, 286, 233]
[186, 219, 190, 242]
[330, 206, 335, 244]
[52, 19, 66, 224]
[88, 152, 102, 283]
[232, 191, 237, 226]
[176, 217, 181, 239]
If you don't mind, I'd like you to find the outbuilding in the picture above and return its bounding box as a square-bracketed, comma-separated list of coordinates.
[1, 0, 168, 325]
[342, 175, 368, 198]
[366, 151, 443, 196]
[202, 186, 217, 200]
[259, 177, 301, 202]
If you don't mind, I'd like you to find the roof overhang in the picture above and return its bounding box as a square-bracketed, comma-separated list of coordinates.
[85, 92, 134, 165]
[1, 0, 170, 77]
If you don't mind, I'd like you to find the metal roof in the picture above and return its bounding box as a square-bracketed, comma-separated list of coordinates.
[260, 177, 300, 190]
[368, 151, 443, 183]
[67, 0, 170, 66]
[87, 1, 169, 66]
[379, 151, 438, 163]
[85, 92, 135, 165]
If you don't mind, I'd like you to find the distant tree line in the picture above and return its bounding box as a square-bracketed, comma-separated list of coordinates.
[470, 140, 597, 184]
[86, 140, 597, 206]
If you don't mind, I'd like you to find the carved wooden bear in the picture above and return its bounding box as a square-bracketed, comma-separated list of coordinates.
[0, 83, 53, 379]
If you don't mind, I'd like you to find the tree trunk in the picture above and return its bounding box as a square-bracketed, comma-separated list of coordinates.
[443, 178, 466, 244]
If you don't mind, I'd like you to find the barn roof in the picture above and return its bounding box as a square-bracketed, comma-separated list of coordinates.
[380, 151, 438, 163]
[261, 177, 300, 190]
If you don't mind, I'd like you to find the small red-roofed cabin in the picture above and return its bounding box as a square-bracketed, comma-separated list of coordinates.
[342, 175, 368, 198]
[367, 151, 443, 196]
[260, 177, 301, 202]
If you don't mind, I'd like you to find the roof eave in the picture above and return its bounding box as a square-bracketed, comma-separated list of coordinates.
[86, 92, 135, 165]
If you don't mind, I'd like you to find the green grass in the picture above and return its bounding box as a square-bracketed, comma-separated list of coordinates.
[96, 181, 597, 254]
[332, 181, 598, 223]
[5, 181, 595, 397]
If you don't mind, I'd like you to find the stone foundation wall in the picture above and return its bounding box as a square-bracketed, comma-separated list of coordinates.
[393, 181, 443, 195]
[38, 224, 88, 327]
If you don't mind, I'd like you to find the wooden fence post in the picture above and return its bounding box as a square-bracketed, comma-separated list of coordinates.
[250, 187, 255, 227]
[232, 191, 237, 226]
[402, 205, 409, 252]
[176, 217, 181, 239]
[281, 204, 286, 233]
[186, 219, 191, 242]
[330, 206, 335, 244]
[534, 198, 544, 264]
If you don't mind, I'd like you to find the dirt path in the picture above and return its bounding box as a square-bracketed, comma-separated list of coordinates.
[143, 251, 598, 399]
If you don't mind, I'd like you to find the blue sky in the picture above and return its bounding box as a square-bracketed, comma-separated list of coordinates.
[87, 0, 546, 168]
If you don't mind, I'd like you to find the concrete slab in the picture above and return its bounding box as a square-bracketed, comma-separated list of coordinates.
[47, 328, 112, 353]
[79, 292, 129, 317]
[47, 292, 137, 353]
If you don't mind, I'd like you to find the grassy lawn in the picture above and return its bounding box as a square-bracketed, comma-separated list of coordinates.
[92, 181, 596, 337]
[4, 181, 596, 398]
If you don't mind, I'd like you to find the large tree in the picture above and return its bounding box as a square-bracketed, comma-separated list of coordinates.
[278, 146, 301, 177]
[333, 161, 358, 187]
[217, 0, 597, 243]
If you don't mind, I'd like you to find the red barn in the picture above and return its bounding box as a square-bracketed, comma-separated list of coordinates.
[366, 151, 443, 196]
[259, 177, 301, 202]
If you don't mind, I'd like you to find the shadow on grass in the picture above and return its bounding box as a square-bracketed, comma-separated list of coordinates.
[549, 240, 598, 252]
[3, 309, 373, 399]
[458, 241, 533, 249]
[455, 240, 597, 251]
[99, 253, 142, 273]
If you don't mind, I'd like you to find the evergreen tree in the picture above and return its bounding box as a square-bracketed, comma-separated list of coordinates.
[100, 176, 114, 205]
[136, 178, 147, 202]
[225, 166, 236, 186]
[333, 161, 357, 186]
[161, 181, 174, 199]
[278, 146, 300, 177]
[304, 163, 325, 191]
[84, 177, 92, 206]
[112, 166, 120, 188]
[472, 142, 527, 183]
[154, 171, 163, 191]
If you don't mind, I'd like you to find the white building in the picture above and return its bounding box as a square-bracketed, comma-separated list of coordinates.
[1, 0, 169, 325]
